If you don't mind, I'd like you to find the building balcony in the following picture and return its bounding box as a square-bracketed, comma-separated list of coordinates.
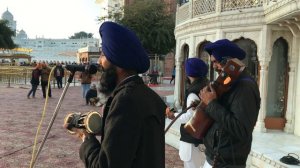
[175, 0, 300, 26]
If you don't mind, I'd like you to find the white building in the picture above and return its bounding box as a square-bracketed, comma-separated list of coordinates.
[14, 38, 99, 62]
[77, 46, 101, 64]
[1, 9, 100, 63]
[171, 0, 300, 167]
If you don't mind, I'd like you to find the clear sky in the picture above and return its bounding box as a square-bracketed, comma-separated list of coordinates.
[0, 0, 105, 39]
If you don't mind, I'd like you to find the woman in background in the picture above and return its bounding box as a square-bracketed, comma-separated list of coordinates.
[27, 63, 42, 98]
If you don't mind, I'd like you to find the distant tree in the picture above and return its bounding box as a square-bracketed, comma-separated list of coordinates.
[98, 7, 124, 23]
[69, 31, 93, 39]
[0, 19, 17, 49]
[120, 0, 176, 55]
[98, 0, 176, 55]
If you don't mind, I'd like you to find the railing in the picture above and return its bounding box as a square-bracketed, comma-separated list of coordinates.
[0, 66, 101, 88]
[194, 0, 216, 17]
[176, 3, 190, 25]
[221, 0, 263, 12]
[176, 0, 269, 25]
[0, 66, 33, 87]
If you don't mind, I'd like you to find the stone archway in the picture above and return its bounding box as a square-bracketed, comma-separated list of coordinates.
[196, 41, 213, 80]
[234, 37, 259, 82]
[265, 37, 289, 130]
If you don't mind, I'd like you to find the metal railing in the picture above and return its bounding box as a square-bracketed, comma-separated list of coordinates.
[176, 0, 271, 25]
[221, 0, 263, 12]
[0, 66, 101, 88]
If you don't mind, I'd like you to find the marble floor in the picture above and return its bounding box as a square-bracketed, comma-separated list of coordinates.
[250, 130, 300, 168]
[0, 83, 183, 168]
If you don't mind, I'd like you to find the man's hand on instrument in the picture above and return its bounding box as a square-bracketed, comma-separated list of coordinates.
[165, 107, 175, 120]
[199, 84, 217, 106]
[63, 123, 90, 142]
[190, 100, 200, 110]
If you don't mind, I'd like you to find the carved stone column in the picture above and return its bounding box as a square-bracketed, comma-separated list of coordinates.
[174, 42, 184, 108]
[174, 59, 183, 108]
[255, 61, 268, 132]
[189, 0, 193, 19]
[190, 36, 196, 57]
[254, 25, 271, 132]
[284, 62, 296, 133]
[174, 42, 185, 109]
[216, 0, 222, 14]
[295, 61, 300, 136]
[284, 36, 299, 133]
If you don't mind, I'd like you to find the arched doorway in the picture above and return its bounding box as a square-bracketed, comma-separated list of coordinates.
[265, 37, 289, 129]
[197, 41, 213, 80]
[234, 37, 259, 82]
[180, 44, 189, 106]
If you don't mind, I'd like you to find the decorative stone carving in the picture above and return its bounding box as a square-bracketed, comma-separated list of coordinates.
[264, 0, 298, 23]
[175, 11, 265, 38]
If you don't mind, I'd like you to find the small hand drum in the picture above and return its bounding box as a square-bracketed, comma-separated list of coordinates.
[64, 111, 102, 135]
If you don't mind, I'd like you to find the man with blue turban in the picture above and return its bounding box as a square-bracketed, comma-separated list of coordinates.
[65, 21, 166, 168]
[166, 57, 209, 168]
[199, 39, 261, 168]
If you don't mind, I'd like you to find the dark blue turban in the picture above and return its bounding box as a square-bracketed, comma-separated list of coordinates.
[204, 39, 246, 62]
[99, 21, 150, 73]
[185, 58, 208, 78]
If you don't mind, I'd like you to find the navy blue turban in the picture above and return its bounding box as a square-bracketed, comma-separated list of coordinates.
[99, 21, 150, 73]
[204, 39, 246, 62]
[185, 58, 208, 78]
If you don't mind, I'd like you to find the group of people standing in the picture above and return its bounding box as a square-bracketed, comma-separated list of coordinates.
[62, 21, 261, 168]
[27, 62, 64, 99]
[27, 60, 99, 106]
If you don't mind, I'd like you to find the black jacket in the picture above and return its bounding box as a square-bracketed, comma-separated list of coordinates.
[54, 65, 64, 77]
[204, 70, 261, 167]
[30, 68, 41, 85]
[79, 75, 166, 168]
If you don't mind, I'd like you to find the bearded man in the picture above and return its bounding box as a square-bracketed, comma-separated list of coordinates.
[65, 21, 166, 168]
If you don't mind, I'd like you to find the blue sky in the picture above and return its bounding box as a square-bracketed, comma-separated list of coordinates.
[0, 0, 105, 39]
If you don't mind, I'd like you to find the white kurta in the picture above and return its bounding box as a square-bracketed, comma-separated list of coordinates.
[203, 160, 213, 168]
[175, 93, 202, 168]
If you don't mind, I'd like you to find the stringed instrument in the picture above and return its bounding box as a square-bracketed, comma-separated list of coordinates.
[184, 58, 246, 139]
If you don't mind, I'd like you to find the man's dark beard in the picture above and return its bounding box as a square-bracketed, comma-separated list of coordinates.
[98, 65, 117, 96]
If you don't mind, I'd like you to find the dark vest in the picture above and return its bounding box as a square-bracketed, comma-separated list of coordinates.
[180, 78, 209, 146]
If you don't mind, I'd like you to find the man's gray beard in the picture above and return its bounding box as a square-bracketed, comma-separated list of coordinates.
[98, 66, 117, 97]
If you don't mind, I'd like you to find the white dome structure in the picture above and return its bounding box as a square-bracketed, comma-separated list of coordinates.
[1, 8, 16, 34]
[16, 29, 28, 39]
[1, 8, 13, 20]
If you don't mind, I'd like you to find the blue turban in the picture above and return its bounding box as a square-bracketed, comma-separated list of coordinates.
[99, 21, 150, 73]
[185, 58, 208, 78]
[204, 39, 246, 62]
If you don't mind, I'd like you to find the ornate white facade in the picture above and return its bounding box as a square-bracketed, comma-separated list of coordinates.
[174, 0, 300, 135]
[173, 0, 300, 167]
